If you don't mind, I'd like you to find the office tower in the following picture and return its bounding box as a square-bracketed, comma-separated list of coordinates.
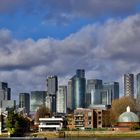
[57, 86, 67, 113]
[46, 75, 58, 113]
[124, 73, 134, 97]
[30, 91, 46, 114]
[87, 79, 103, 106]
[19, 93, 30, 115]
[0, 82, 11, 100]
[103, 82, 119, 105]
[76, 69, 85, 78]
[73, 69, 86, 110]
[137, 73, 140, 102]
[47, 75, 58, 95]
[67, 80, 73, 110]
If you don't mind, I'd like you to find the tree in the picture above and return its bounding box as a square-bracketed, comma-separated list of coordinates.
[35, 105, 51, 123]
[110, 96, 137, 125]
[6, 111, 30, 137]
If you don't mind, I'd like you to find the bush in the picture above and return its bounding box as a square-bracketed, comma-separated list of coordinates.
[131, 125, 140, 130]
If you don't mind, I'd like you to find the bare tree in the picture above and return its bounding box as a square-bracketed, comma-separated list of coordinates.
[35, 105, 51, 123]
[110, 96, 137, 125]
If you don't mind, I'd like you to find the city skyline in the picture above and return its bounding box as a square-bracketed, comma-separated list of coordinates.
[0, 1, 140, 100]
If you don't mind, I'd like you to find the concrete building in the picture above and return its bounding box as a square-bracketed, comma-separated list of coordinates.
[124, 73, 134, 97]
[19, 93, 30, 115]
[39, 117, 64, 131]
[30, 91, 46, 114]
[57, 86, 67, 114]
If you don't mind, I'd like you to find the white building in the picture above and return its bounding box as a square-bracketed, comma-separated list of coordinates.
[57, 86, 67, 113]
[39, 117, 63, 131]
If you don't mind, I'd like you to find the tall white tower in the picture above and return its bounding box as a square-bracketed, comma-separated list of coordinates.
[57, 86, 67, 114]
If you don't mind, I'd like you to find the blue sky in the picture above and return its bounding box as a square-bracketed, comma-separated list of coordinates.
[0, 0, 140, 100]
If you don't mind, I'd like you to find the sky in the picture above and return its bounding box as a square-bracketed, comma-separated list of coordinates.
[0, 0, 140, 100]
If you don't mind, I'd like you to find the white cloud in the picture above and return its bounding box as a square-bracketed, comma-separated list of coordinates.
[0, 14, 140, 99]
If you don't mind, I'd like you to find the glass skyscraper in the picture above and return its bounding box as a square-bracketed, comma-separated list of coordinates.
[137, 73, 140, 102]
[87, 79, 103, 106]
[72, 69, 86, 110]
[103, 82, 119, 105]
[19, 93, 30, 115]
[30, 91, 46, 113]
[67, 79, 73, 110]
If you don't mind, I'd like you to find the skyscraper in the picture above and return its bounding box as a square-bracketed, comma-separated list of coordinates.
[47, 75, 58, 95]
[124, 73, 134, 97]
[87, 79, 103, 106]
[46, 75, 58, 113]
[0, 82, 11, 100]
[103, 82, 119, 105]
[136, 73, 140, 102]
[73, 69, 86, 110]
[67, 79, 73, 110]
[30, 91, 46, 114]
[19, 93, 30, 115]
[57, 85, 67, 113]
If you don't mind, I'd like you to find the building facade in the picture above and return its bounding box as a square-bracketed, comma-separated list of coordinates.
[87, 79, 103, 106]
[67, 80, 73, 111]
[103, 82, 119, 105]
[57, 86, 67, 114]
[47, 75, 58, 95]
[72, 69, 86, 110]
[30, 91, 46, 114]
[46, 75, 58, 113]
[137, 73, 140, 103]
[124, 73, 134, 97]
[0, 82, 11, 100]
[72, 108, 110, 130]
[19, 93, 30, 115]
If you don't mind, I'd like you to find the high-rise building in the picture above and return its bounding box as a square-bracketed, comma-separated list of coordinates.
[57, 85, 67, 113]
[87, 79, 103, 106]
[19, 93, 30, 115]
[47, 75, 58, 95]
[103, 82, 119, 105]
[137, 73, 140, 102]
[30, 91, 46, 114]
[72, 69, 86, 110]
[124, 73, 134, 97]
[67, 80, 73, 110]
[46, 75, 58, 113]
[0, 82, 11, 100]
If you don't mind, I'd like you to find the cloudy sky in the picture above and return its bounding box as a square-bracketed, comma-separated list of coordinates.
[0, 0, 140, 100]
